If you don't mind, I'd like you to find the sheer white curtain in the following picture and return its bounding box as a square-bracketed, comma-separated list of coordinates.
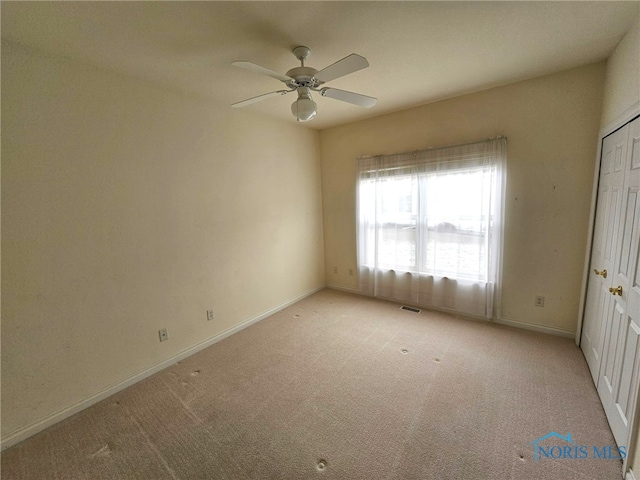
[357, 137, 506, 318]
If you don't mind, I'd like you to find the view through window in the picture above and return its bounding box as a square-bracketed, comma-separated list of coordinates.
[357, 137, 506, 318]
[361, 167, 491, 280]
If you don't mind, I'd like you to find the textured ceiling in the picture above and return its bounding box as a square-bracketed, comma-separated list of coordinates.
[2, 1, 638, 130]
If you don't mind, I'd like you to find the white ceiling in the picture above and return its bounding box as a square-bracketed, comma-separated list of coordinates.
[2, 1, 638, 130]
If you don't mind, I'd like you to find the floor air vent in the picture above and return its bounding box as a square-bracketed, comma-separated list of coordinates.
[400, 305, 421, 313]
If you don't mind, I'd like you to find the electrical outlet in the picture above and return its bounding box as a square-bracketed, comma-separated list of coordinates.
[333, 266, 338, 274]
[534, 296, 545, 307]
[207, 309, 215, 321]
[158, 328, 169, 342]
[349, 268, 354, 276]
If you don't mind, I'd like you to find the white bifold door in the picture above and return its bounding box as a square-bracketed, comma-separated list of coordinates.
[581, 115, 640, 448]
[582, 125, 627, 382]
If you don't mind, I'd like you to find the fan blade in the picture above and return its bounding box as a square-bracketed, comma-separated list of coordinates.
[232, 90, 292, 108]
[320, 88, 377, 108]
[314, 54, 369, 83]
[232, 61, 292, 83]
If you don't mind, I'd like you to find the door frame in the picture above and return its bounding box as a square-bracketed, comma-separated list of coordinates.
[576, 101, 640, 476]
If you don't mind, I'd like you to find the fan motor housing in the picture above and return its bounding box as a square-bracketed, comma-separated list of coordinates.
[285, 66, 320, 87]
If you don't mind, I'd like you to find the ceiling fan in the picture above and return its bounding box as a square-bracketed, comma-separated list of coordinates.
[232, 46, 377, 122]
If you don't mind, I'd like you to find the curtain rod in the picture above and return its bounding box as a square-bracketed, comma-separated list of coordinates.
[357, 135, 506, 160]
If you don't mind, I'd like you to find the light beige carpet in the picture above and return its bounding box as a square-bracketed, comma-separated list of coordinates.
[2, 289, 623, 479]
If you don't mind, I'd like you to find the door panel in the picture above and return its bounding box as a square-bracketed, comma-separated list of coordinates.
[618, 190, 638, 279]
[617, 319, 639, 420]
[599, 313, 640, 446]
[583, 270, 609, 375]
[600, 302, 624, 395]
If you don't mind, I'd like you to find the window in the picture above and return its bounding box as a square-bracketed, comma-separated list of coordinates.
[357, 137, 506, 318]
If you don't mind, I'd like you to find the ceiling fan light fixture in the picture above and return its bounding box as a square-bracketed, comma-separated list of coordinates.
[291, 88, 317, 122]
[232, 46, 376, 122]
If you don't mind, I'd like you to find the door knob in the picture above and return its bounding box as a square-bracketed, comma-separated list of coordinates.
[609, 285, 623, 296]
[594, 269, 608, 278]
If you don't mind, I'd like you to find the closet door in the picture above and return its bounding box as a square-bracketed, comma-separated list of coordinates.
[581, 125, 628, 383]
[598, 116, 640, 447]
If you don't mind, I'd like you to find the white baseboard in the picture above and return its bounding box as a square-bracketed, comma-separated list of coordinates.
[494, 316, 575, 338]
[326, 283, 360, 294]
[327, 284, 575, 338]
[1, 284, 326, 451]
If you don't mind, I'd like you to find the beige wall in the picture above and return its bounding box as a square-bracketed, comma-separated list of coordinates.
[1, 43, 325, 441]
[599, 13, 640, 478]
[601, 14, 640, 129]
[320, 62, 606, 336]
